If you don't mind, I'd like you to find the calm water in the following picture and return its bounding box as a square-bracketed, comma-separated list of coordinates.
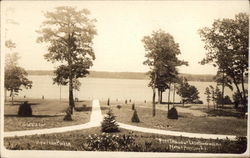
[13, 75, 245, 103]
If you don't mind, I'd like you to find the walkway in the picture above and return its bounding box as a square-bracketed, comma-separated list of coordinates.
[5, 99, 237, 140]
[118, 123, 236, 140]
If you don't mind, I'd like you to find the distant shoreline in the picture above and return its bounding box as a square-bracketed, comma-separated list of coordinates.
[27, 70, 216, 82]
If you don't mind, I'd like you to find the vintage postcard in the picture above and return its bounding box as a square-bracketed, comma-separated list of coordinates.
[1, 0, 249, 157]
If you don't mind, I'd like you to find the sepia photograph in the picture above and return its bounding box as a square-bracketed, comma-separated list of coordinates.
[1, 0, 249, 157]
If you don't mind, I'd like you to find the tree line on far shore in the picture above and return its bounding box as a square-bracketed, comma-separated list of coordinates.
[26, 70, 224, 82]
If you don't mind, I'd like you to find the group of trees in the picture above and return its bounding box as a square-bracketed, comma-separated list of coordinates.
[142, 30, 189, 116]
[200, 13, 249, 112]
[143, 12, 248, 116]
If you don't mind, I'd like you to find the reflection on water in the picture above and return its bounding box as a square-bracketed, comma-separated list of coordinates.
[12, 75, 244, 103]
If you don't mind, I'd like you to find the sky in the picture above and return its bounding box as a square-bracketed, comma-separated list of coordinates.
[2, 0, 249, 74]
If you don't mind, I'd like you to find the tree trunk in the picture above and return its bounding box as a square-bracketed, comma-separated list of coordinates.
[160, 90, 163, 104]
[167, 83, 171, 111]
[152, 72, 157, 116]
[158, 89, 161, 104]
[172, 84, 175, 104]
[69, 76, 75, 114]
[10, 90, 14, 105]
[221, 71, 225, 109]
[232, 74, 243, 104]
[241, 71, 247, 112]
[152, 88, 156, 116]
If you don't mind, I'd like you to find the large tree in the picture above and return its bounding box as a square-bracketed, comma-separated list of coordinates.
[142, 29, 187, 116]
[37, 6, 97, 119]
[199, 13, 249, 112]
[5, 40, 32, 104]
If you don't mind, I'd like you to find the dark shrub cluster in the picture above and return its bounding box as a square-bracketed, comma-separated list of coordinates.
[18, 101, 32, 117]
[167, 107, 178, 119]
[101, 109, 119, 133]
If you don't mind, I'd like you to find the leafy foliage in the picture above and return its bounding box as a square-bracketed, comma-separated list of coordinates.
[5, 50, 32, 104]
[86, 133, 135, 151]
[37, 6, 97, 116]
[177, 78, 200, 104]
[101, 109, 119, 133]
[142, 29, 187, 115]
[199, 12, 249, 110]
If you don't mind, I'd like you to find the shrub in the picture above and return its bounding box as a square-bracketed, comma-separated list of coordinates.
[223, 95, 232, 105]
[86, 133, 135, 151]
[101, 108, 119, 133]
[132, 103, 135, 110]
[18, 101, 32, 117]
[116, 105, 122, 109]
[131, 109, 140, 123]
[74, 104, 87, 112]
[167, 107, 178, 119]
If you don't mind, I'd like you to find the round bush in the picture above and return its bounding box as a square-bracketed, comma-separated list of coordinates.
[117, 105, 122, 109]
[18, 101, 32, 117]
[167, 107, 178, 119]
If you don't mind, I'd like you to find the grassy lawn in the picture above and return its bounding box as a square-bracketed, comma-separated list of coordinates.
[4, 99, 92, 131]
[4, 127, 246, 153]
[100, 101, 247, 136]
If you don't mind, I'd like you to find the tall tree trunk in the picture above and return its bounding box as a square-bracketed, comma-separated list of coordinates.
[11, 90, 14, 105]
[152, 88, 156, 116]
[167, 83, 171, 111]
[221, 71, 225, 109]
[232, 74, 244, 104]
[152, 72, 157, 116]
[172, 84, 175, 104]
[158, 89, 161, 104]
[241, 71, 247, 111]
[69, 76, 75, 114]
[160, 90, 163, 103]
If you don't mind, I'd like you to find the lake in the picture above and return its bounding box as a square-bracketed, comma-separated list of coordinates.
[11, 75, 245, 103]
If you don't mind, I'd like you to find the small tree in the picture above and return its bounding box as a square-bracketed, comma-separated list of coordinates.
[204, 87, 211, 108]
[131, 109, 140, 123]
[5, 41, 32, 104]
[209, 85, 216, 110]
[101, 108, 119, 133]
[176, 78, 200, 106]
